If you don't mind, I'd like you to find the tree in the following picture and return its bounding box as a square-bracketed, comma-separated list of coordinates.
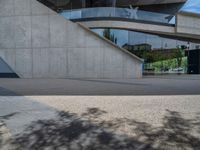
[173, 46, 184, 68]
[103, 28, 117, 44]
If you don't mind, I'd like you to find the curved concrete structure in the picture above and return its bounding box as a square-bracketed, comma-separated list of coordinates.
[59, 6, 200, 42]
[34, 0, 186, 20]
[117, 0, 187, 5]
[74, 17, 200, 43]
[39, 0, 186, 13]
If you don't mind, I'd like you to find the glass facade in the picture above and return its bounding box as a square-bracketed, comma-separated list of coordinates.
[93, 29, 200, 74]
[93, 29, 200, 49]
[61, 7, 173, 24]
[39, 0, 180, 24]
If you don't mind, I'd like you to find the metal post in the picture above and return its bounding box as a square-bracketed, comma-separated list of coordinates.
[187, 42, 190, 74]
[82, 0, 86, 8]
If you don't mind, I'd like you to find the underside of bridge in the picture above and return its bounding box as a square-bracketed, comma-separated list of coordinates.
[38, 0, 186, 14]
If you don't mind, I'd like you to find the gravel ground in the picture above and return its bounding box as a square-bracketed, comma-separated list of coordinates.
[0, 121, 14, 150]
[0, 95, 200, 150]
[31, 96, 200, 126]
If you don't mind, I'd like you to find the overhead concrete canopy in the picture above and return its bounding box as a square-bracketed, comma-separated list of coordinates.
[38, 0, 187, 13]
[116, 0, 187, 6]
[44, 0, 187, 6]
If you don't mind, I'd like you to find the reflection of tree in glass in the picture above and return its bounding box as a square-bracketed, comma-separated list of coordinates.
[173, 46, 184, 68]
[103, 28, 117, 44]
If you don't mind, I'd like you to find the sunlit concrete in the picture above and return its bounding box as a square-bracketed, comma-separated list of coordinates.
[0, 0, 143, 79]
[176, 11, 200, 36]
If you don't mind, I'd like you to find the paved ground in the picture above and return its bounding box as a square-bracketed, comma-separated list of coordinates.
[0, 75, 200, 95]
[0, 96, 200, 150]
[0, 75, 200, 149]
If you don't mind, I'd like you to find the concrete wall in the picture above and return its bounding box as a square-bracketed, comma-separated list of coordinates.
[176, 12, 200, 36]
[0, 0, 143, 78]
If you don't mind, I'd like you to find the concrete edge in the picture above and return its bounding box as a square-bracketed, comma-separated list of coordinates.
[77, 22, 144, 63]
[178, 11, 200, 18]
[71, 17, 175, 27]
[123, 0, 187, 6]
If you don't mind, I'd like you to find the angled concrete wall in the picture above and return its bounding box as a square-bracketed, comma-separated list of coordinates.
[0, 0, 143, 78]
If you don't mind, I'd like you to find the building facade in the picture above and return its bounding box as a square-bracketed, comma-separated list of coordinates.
[0, 0, 199, 78]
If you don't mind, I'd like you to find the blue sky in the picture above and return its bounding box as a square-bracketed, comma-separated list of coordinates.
[182, 0, 200, 13]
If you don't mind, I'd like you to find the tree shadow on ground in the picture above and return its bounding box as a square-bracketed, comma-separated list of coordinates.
[0, 112, 20, 120]
[12, 108, 200, 150]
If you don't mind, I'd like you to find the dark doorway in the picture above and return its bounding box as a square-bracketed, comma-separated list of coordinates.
[85, 0, 116, 7]
[0, 57, 19, 78]
[187, 49, 200, 74]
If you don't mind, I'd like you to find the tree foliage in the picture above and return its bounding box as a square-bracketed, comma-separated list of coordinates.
[173, 46, 184, 68]
[103, 29, 117, 44]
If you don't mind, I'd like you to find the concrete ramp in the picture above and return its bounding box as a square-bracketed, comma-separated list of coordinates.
[0, 0, 143, 79]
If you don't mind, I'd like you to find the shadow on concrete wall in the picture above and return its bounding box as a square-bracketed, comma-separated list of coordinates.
[10, 108, 200, 150]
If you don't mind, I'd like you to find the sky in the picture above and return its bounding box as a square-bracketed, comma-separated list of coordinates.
[182, 0, 200, 13]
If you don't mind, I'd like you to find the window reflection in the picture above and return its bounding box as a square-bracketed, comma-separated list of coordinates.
[93, 28, 200, 74]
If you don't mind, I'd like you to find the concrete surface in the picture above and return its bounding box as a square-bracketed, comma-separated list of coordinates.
[176, 12, 200, 36]
[79, 19, 175, 36]
[0, 95, 199, 149]
[78, 18, 200, 42]
[0, 75, 200, 95]
[118, 0, 187, 6]
[0, 0, 142, 79]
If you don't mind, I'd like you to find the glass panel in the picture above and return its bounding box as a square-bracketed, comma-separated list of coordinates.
[146, 34, 162, 50]
[93, 28, 200, 74]
[61, 7, 174, 24]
